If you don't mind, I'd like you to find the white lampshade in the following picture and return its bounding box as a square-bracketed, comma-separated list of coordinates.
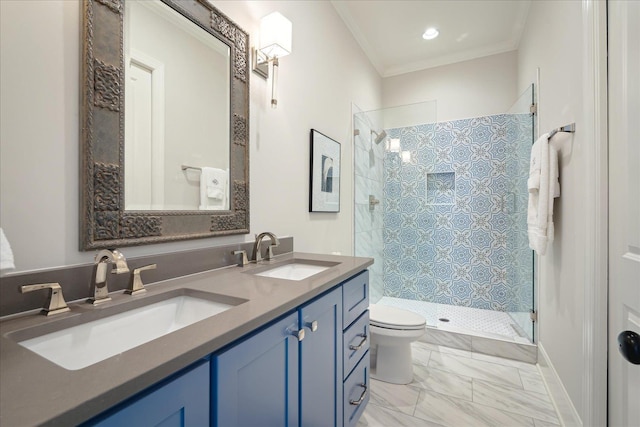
[259, 12, 292, 59]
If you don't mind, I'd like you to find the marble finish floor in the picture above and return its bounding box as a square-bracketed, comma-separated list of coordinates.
[358, 342, 560, 427]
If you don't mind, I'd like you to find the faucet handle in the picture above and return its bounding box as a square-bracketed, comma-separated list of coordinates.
[125, 264, 156, 295]
[21, 283, 70, 316]
[232, 250, 249, 266]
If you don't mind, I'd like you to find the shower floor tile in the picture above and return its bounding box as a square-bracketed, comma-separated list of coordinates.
[376, 297, 528, 341]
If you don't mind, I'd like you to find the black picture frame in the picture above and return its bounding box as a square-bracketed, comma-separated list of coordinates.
[309, 129, 341, 212]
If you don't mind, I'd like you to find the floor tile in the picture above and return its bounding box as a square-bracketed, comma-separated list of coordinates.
[472, 351, 538, 372]
[428, 352, 523, 389]
[472, 379, 559, 423]
[410, 341, 433, 366]
[357, 403, 444, 427]
[369, 379, 420, 415]
[412, 365, 473, 401]
[413, 389, 535, 427]
[519, 369, 548, 395]
[414, 341, 472, 359]
[533, 418, 561, 427]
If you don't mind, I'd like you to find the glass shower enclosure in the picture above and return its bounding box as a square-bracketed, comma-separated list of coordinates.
[354, 85, 536, 342]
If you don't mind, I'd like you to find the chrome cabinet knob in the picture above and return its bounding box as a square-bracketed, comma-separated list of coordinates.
[288, 327, 305, 341]
[305, 320, 318, 332]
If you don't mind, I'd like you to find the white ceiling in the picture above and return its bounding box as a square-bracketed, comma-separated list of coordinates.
[331, 0, 531, 78]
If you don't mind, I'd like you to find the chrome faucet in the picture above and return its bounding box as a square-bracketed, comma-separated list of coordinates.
[21, 283, 70, 316]
[252, 232, 279, 262]
[125, 264, 156, 296]
[88, 249, 129, 305]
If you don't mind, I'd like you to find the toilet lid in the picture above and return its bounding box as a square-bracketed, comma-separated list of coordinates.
[369, 304, 426, 330]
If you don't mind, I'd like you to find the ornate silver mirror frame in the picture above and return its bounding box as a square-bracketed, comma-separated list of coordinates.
[80, 0, 249, 250]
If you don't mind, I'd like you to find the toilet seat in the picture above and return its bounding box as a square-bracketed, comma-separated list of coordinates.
[369, 304, 426, 331]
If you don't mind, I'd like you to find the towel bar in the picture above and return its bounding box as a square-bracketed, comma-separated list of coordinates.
[181, 164, 202, 172]
[547, 123, 575, 140]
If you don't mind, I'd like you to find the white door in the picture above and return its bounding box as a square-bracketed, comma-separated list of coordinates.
[608, 1, 640, 426]
[124, 52, 165, 211]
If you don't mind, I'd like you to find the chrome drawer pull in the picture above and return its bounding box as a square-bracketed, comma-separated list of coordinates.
[349, 383, 368, 406]
[305, 320, 318, 332]
[349, 334, 367, 351]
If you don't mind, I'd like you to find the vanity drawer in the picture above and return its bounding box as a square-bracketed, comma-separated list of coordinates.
[343, 310, 369, 380]
[342, 270, 369, 329]
[343, 351, 370, 427]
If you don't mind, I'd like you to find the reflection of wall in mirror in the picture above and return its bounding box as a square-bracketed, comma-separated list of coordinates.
[125, 1, 230, 210]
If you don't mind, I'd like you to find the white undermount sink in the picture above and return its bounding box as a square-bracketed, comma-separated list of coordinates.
[18, 294, 236, 370]
[252, 260, 337, 281]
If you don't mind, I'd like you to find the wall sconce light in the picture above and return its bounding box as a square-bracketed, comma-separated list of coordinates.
[252, 12, 292, 108]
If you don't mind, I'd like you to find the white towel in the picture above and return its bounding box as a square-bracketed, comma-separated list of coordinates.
[199, 167, 228, 211]
[527, 134, 560, 255]
[547, 145, 560, 242]
[0, 228, 15, 270]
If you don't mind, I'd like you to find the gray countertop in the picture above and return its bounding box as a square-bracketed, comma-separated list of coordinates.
[0, 252, 373, 427]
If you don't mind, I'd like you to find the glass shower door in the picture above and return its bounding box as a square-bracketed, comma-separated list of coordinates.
[505, 84, 536, 342]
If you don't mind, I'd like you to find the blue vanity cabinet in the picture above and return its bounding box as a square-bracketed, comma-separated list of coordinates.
[299, 287, 343, 426]
[213, 288, 344, 427]
[86, 360, 210, 427]
[213, 312, 300, 427]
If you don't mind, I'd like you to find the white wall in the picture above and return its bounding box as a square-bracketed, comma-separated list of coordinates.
[0, 0, 381, 273]
[517, 0, 590, 423]
[382, 51, 518, 122]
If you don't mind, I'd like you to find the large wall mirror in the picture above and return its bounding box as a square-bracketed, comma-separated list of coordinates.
[81, 0, 250, 250]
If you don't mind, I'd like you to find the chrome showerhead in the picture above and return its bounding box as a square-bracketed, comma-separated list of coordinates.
[371, 129, 387, 144]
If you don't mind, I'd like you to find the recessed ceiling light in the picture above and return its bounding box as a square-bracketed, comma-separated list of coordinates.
[422, 27, 439, 40]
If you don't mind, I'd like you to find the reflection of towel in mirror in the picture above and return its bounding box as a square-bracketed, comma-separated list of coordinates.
[0, 228, 15, 271]
[199, 167, 228, 210]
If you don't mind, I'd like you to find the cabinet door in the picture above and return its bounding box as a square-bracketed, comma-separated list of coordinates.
[299, 287, 343, 427]
[213, 312, 299, 427]
[88, 360, 209, 427]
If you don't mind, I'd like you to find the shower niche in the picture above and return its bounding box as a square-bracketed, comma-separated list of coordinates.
[425, 172, 456, 205]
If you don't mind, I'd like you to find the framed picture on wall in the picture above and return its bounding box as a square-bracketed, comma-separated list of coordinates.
[309, 129, 341, 212]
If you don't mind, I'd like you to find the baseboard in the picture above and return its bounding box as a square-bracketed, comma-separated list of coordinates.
[537, 342, 583, 427]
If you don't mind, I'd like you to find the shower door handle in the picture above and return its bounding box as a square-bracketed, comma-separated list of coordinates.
[369, 195, 380, 211]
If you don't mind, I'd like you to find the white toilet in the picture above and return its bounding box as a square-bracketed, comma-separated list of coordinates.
[369, 304, 426, 384]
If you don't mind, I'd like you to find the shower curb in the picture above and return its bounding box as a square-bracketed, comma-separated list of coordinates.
[421, 326, 537, 364]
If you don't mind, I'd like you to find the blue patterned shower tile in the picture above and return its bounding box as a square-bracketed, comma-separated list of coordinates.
[379, 113, 533, 312]
[399, 258, 420, 278]
[451, 245, 473, 264]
